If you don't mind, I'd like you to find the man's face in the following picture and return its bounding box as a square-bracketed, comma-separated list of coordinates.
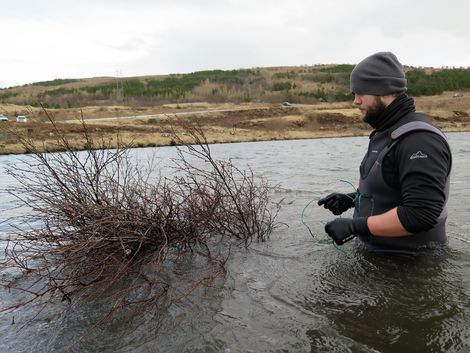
[353, 94, 386, 122]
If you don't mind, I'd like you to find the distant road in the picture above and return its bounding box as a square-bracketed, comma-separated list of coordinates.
[63, 108, 249, 123]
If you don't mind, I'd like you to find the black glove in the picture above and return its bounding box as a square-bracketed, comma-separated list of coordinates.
[317, 192, 356, 215]
[324, 217, 371, 245]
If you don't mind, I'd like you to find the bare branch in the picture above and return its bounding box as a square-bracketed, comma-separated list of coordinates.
[1, 114, 280, 350]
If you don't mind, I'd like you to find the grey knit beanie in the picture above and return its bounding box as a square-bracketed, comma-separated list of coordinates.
[350, 52, 407, 95]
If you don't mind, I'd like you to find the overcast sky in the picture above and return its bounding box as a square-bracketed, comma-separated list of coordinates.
[1, 0, 469, 88]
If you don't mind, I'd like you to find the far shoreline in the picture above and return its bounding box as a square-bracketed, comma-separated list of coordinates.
[2, 126, 470, 156]
[2, 95, 470, 155]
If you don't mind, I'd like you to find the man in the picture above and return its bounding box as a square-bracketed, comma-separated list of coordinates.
[318, 52, 452, 254]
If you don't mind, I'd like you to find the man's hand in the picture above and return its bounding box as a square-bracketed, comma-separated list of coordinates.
[324, 217, 371, 245]
[318, 192, 355, 215]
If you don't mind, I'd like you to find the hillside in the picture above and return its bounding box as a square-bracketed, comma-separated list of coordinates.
[1, 65, 470, 109]
[1, 92, 469, 155]
[1, 64, 469, 155]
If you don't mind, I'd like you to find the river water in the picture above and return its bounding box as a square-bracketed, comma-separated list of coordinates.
[1, 132, 469, 353]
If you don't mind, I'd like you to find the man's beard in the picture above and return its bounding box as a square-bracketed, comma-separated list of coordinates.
[363, 96, 387, 126]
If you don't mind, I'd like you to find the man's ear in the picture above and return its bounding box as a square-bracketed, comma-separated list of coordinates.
[381, 94, 397, 107]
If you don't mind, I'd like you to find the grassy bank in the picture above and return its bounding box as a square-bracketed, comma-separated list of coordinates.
[1, 93, 469, 155]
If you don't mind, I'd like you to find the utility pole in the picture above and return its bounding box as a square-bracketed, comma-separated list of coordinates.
[115, 69, 123, 101]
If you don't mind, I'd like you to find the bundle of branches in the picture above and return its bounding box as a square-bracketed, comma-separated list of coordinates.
[0, 115, 280, 345]
[172, 123, 276, 246]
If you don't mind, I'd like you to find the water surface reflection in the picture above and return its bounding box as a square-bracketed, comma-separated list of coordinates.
[0, 133, 469, 352]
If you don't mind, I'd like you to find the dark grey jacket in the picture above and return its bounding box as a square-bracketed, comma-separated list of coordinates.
[354, 113, 452, 253]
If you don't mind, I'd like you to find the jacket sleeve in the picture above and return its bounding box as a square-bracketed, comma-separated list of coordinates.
[392, 131, 451, 233]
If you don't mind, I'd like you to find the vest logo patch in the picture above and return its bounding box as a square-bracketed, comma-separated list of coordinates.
[410, 151, 428, 160]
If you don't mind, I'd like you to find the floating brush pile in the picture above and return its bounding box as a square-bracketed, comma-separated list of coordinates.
[1, 115, 280, 342]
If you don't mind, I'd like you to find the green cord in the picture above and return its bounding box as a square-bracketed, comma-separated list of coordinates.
[339, 179, 362, 212]
[301, 198, 347, 254]
[320, 219, 348, 254]
[339, 179, 357, 191]
[301, 179, 361, 255]
[301, 198, 318, 239]
[332, 238, 348, 254]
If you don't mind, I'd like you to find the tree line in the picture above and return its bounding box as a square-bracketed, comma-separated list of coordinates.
[2, 66, 469, 107]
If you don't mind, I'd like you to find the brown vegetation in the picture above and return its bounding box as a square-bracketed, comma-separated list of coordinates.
[1, 117, 280, 349]
[1, 92, 470, 155]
